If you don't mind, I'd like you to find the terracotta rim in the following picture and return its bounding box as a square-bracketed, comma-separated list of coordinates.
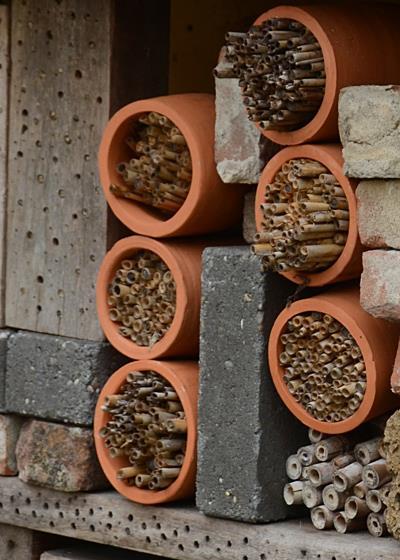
[93, 360, 198, 505]
[255, 144, 360, 287]
[268, 297, 375, 434]
[252, 6, 337, 146]
[96, 236, 189, 360]
[98, 97, 207, 237]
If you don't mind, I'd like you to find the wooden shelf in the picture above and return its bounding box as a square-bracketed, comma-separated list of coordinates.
[0, 477, 398, 559]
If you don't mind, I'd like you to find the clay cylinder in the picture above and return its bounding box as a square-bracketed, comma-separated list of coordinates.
[98, 94, 244, 237]
[255, 145, 361, 287]
[268, 286, 400, 434]
[94, 360, 198, 505]
[97, 235, 207, 359]
[251, 4, 400, 145]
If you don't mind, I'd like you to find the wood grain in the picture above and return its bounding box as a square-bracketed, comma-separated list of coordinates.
[0, 477, 398, 560]
[5, 0, 170, 341]
[0, 5, 8, 326]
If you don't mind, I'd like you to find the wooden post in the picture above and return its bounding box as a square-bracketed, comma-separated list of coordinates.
[5, 0, 170, 341]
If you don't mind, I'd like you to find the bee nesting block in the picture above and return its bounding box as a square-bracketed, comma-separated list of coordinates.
[253, 157, 348, 273]
[100, 369, 186, 491]
[108, 249, 176, 348]
[279, 311, 366, 423]
[111, 112, 191, 215]
[217, 19, 325, 132]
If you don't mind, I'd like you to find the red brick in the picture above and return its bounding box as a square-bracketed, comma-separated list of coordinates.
[360, 250, 400, 321]
[0, 414, 24, 475]
[16, 419, 107, 492]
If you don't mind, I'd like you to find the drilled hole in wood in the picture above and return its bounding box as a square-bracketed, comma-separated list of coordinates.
[127, 514, 133, 522]
[22, 109, 28, 116]
[25, 498, 31, 505]
[161, 533, 167, 540]
[7, 540, 15, 550]
[205, 536, 210, 542]
[141, 522, 147, 530]
[106, 523, 112, 530]
[184, 525, 190, 533]
[178, 544, 184, 551]
[243, 537, 249, 544]
[17, 151, 23, 157]
[49, 521, 55, 527]
[59, 512, 64, 518]
[37, 275, 43, 283]
[173, 530, 178, 537]
[32, 510, 37, 518]
[43, 502, 49, 509]
[52, 237, 59, 246]
[156, 523, 161, 530]
[146, 537, 151, 544]
[89, 524, 95, 532]
[194, 541, 199, 548]
[72, 213, 78, 219]
[96, 96, 102, 104]
[14, 508, 20, 514]
[75, 69, 82, 79]
[58, 91, 64, 98]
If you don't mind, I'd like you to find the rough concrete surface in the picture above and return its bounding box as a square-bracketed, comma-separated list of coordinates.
[214, 75, 278, 184]
[339, 85, 400, 178]
[16, 419, 108, 492]
[360, 250, 400, 321]
[0, 329, 11, 411]
[6, 330, 125, 425]
[357, 180, 400, 249]
[0, 522, 50, 560]
[197, 246, 308, 523]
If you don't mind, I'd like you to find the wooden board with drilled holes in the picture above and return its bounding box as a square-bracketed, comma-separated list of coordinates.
[5, 0, 170, 341]
[0, 477, 398, 560]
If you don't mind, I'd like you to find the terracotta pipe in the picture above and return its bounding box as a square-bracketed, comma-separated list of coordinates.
[98, 94, 244, 237]
[255, 144, 362, 287]
[94, 360, 198, 505]
[97, 235, 208, 360]
[249, 4, 400, 145]
[268, 286, 400, 434]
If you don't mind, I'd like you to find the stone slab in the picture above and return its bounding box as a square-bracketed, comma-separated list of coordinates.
[5, 330, 125, 426]
[339, 85, 400, 178]
[356, 180, 400, 249]
[197, 246, 308, 523]
[360, 250, 400, 321]
[214, 72, 278, 184]
[0, 413, 24, 475]
[16, 419, 107, 492]
[41, 545, 161, 559]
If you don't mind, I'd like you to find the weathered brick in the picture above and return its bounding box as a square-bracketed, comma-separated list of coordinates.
[16, 419, 108, 492]
[214, 72, 278, 184]
[357, 180, 400, 249]
[0, 414, 24, 475]
[197, 246, 308, 523]
[242, 190, 256, 244]
[339, 86, 400, 178]
[6, 330, 125, 425]
[360, 250, 400, 320]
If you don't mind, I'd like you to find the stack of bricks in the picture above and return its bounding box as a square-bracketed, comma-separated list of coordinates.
[339, 86, 400, 395]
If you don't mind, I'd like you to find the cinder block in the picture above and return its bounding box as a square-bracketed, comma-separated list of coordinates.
[356, 180, 400, 249]
[0, 414, 24, 475]
[0, 523, 49, 560]
[339, 85, 400, 178]
[197, 246, 308, 523]
[360, 250, 400, 321]
[6, 331, 125, 425]
[16, 419, 107, 492]
[0, 329, 11, 411]
[214, 71, 278, 184]
[242, 190, 256, 244]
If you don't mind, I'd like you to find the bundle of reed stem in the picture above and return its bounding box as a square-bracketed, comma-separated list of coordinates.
[252, 158, 348, 273]
[108, 250, 176, 347]
[215, 18, 325, 131]
[111, 111, 192, 214]
[100, 369, 186, 491]
[284, 428, 391, 537]
[280, 312, 366, 422]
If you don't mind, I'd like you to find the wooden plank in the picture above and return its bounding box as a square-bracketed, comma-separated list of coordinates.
[0, 477, 398, 560]
[0, 5, 8, 327]
[5, 0, 170, 341]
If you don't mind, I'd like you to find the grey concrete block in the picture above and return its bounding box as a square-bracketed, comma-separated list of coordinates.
[0, 330, 11, 411]
[339, 85, 400, 178]
[197, 246, 308, 523]
[242, 190, 256, 244]
[0, 523, 50, 560]
[6, 331, 126, 426]
[214, 72, 278, 184]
